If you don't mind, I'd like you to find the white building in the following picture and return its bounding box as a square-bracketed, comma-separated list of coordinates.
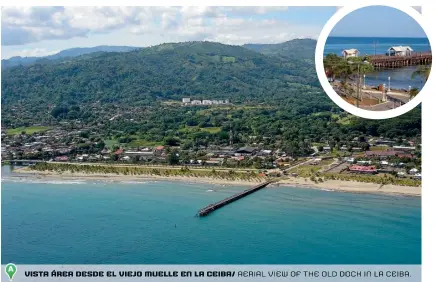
[202, 100, 212, 105]
[342, 49, 359, 59]
[182, 98, 191, 103]
[387, 46, 413, 56]
[191, 100, 202, 105]
[409, 168, 419, 175]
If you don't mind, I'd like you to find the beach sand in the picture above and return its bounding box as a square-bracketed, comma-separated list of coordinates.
[13, 167, 421, 196]
[277, 178, 421, 196]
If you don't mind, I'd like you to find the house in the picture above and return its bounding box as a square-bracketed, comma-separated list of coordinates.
[202, 100, 212, 105]
[182, 98, 191, 103]
[121, 156, 131, 161]
[342, 49, 359, 59]
[54, 156, 68, 162]
[387, 46, 413, 56]
[392, 146, 416, 151]
[409, 168, 419, 175]
[235, 147, 257, 155]
[365, 150, 397, 158]
[205, 158, 224, 166]
[397, 153, 414, 159]
[345, 157, 355, 164]
[191, 100, 202, 105]
[154, 145, 165, 151]
[397, 171, 406, 177]
[124, 151, 154, 161]
[348, 165, 377, 174]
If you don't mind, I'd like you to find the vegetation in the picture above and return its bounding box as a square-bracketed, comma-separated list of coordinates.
[1, 40, 421, 157]
[411, 64, 431, 82]
[6, 126, 52, 136]
[31, 162, 266, 182]
[323, 173, 421, 187]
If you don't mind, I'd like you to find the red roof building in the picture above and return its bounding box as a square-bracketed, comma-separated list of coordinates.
[348, 165, 377, 174]
[54, 156, 69, 162]
[114, 148, 124, 155]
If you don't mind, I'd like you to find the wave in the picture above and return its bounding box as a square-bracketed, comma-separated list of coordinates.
[2, 177, 87, 185]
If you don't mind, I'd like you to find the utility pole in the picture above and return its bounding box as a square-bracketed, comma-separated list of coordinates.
[373, 40, 378, 55]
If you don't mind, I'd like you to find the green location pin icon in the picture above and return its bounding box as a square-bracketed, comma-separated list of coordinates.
[5, 263, 17, 281]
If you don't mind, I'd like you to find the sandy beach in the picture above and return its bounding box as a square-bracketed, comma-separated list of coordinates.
[277, 178, 421, 197]
[12, 166, 421, 197]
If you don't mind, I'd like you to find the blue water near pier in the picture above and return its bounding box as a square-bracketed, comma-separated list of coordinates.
[324, 37, 431, 57]
[324, 37, 431, 90]
[1, 166, 421, 264]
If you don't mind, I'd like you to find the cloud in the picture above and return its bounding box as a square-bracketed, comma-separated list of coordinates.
[1, 6, 319, 47]
[5, 47, 60, 58]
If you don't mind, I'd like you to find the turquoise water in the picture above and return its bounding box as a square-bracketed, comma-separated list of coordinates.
[324, 37, 431, 90]
[1, 166, 421, 264]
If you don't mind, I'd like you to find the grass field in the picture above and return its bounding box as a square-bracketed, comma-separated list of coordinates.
[126, 139, 162, 148]
[179, 126, 222, 134]
[6, 126, 52, 135]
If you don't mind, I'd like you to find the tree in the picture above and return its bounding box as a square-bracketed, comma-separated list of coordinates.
[411, 65, 431, 82]
[409, 87, 419, 100]
[167, 151, 179, 165]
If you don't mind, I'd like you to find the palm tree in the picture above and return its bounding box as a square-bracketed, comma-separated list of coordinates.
[411, 65, 431, 82]
[409, 87, 420, 100]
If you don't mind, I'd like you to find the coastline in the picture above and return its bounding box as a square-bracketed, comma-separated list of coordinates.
[12, 166, 421, 197]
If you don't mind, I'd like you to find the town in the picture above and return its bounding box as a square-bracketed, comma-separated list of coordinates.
[1, 123, 421, 186]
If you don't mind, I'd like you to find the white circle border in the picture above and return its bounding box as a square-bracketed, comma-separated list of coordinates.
[315, 4, 431, 120]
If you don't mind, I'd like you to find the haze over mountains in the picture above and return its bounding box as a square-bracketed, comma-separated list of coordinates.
[1, 46, 140, 69]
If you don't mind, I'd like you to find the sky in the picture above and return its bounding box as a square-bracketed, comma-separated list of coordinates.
[330, 6, 426, 38]
[1, 6, 426, 59]
[1, 6, 338, 59]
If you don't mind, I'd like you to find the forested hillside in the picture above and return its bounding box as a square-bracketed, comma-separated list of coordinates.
[1, 39, 421, 153]
[243, 39, 316, 61]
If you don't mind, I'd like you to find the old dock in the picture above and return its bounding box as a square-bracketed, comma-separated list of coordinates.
[197, 180, 273, 217]
[369, 52, 432, 68]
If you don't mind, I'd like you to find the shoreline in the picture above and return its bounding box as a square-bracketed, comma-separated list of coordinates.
[11, 167, 421, 197]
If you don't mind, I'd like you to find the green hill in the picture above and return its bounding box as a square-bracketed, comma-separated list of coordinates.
[1, 39, 421, 149]
[243, 39, 316, 61]
[2, 41, 323, 118]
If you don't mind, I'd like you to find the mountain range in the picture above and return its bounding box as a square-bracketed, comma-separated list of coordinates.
[1, 45, 140, 69]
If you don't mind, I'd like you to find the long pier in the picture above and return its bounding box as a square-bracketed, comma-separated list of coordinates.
[368, 52, 431, 68]
[197, 180, 273, 217]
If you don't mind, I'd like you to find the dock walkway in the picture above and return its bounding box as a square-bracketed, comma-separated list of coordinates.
[368, 52, 431, 68]
[197, 180, 273, 217]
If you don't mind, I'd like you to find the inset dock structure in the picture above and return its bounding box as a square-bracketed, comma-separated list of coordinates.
[368, 52, 432, 68]
[197, 180, 273, 217]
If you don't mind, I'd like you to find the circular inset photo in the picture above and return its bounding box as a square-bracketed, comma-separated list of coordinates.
[316, 5, 432, 118]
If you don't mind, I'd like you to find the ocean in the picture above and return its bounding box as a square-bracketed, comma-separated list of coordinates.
[324, 37, 431, 90]
[1, 166, 421, 264]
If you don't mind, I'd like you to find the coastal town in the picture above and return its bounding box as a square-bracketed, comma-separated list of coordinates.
[1, 123, 422, 188]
